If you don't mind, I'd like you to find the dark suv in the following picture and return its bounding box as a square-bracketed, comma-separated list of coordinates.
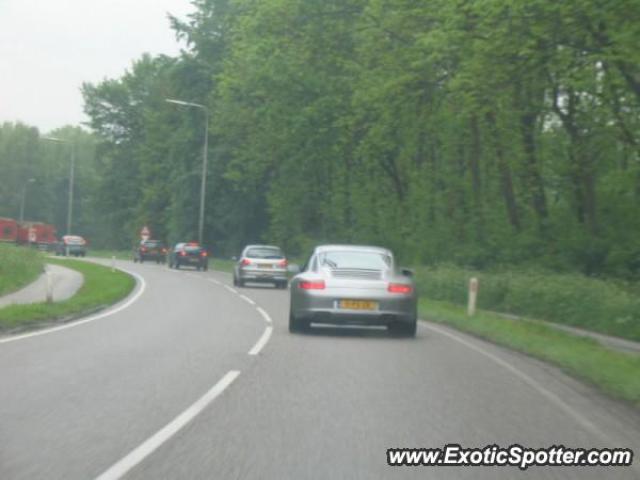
[169, 242, 208, 270]
[133, 240, 167, 264]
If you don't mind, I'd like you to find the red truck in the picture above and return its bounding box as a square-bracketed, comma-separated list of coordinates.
[0, 217, 18, 243]
[0, 217, 59, 250]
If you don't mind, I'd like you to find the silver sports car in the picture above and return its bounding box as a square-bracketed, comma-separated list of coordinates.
[289, 245, 417, 336]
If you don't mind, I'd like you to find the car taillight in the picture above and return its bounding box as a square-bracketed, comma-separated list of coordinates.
[388, 283, 413, 294]
[278, 259, 288, 267]
[299, 280, 325, 290]
[241, 258, 251, 266]
[141, 247, 147, 252]
[201, 251, 208, 257]
[179, 251, 187, 256]
[162, 248, 167, 253]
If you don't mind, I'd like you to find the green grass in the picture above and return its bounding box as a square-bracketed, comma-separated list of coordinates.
[414, 265, 640, 341]
[89, 249, 132, 261]
[0, 244, 44, 296]
[0, 258, 135, 332]
[420, 298, 640, 406]
[209, 258, 235, 273]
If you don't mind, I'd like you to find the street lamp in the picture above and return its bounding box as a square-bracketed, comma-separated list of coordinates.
[43, 136, 75, 236]
[165, 98, 210, 245]
[19, 178, 36, 222]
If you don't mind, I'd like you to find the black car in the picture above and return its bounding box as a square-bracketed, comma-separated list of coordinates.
[168, 242, 208, 270]
[133, 240, 167, 264]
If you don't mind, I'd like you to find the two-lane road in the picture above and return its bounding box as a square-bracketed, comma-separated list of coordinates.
[1, 260, 638, 479]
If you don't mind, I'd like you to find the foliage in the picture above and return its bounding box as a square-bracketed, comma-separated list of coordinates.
[415, 265, 640, 341]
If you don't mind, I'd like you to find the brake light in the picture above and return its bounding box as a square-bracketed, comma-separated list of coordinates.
[162, 248, 167, 253]
[299, 280, 325, 290]
[278, 259, 288, 267]
[241, 258, 251, 266]
[201, 251, 208, 257]
[141, 247, 147, 252]
[179, 251, 187, 257]
[388, 283, 413, 294]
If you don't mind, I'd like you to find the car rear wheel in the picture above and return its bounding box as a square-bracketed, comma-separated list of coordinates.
[289, 312, 308, 333]
[388, 320, 417, 338]
[175, 262, 180, 270]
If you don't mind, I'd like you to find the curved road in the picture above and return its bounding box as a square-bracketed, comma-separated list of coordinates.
[0, 260, 638, 479]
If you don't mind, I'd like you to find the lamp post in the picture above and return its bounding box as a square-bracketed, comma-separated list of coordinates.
[19, 178, 36, 222]
[165, 98, 210, 245]
[43, 137, 75, 236]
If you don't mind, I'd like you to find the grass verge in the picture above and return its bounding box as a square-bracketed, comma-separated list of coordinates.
[210, 258, 235, 273]
[414, 265, 640, 341]
[0, 244, 44, 296]
[89, 249, 132, 261]
[0, 258, 135, 333]
[420, 298, 640, 407]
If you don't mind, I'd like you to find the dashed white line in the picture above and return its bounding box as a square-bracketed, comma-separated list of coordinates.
[224, 285, 238, 295]
[238, 294, 255, 306]
[0, 269, 146, 345]
[256, 306, 272, 324]
[248, 326, 273, 355]
[95, 370, 240, 480]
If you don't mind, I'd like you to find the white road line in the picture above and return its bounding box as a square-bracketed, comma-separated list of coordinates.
[248, 326, 273, 355]
[95, 370, 240, 480]
[239, 294, 255, 306]
[206, 278, 221, 285]
[419, 322, 619, 447]
[224, 285, 238, 295]
[0, 269, 146, 345]
[256, 306, 272, 324]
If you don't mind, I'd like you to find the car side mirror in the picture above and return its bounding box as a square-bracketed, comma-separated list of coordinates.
[400, 268, 414, 277]
[288, 264, 301, 274]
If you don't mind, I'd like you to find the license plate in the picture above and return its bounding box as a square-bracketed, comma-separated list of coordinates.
[258, 263, 271, 269]
[339, 300, 378, 311]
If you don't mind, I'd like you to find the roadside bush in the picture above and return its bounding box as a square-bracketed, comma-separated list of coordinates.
[414, 265, 640, 341]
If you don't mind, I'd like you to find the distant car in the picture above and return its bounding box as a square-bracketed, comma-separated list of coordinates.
[168, 242, 208, 270]
[55, 235, 88, 257]
[289, 245, 417, 336]
[233, 245, 288, 289]
[133, 240, 167, 264]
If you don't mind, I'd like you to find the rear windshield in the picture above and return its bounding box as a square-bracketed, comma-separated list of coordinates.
[143, 241, 162, 248]
[185, 246, 202, 253]
[246, 247, 283, 259]
[318, 251, 391, 270]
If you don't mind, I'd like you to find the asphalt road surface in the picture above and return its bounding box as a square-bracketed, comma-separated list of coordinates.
[1, 259, 638, 479]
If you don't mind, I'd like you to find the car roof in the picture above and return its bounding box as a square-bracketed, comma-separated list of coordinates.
[243, 244, 282, 250]
[313, 244, 392, 255]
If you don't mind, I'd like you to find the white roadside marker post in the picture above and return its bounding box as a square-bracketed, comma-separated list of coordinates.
[46, 269, 53, 304]
[112, 256, 116, 272]
[468, 277, 478, 316]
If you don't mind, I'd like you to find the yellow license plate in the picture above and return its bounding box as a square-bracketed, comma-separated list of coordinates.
[339, 300, 378, 311]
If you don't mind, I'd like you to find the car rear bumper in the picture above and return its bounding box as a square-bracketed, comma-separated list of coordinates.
[239, 269, 287, 282]
[292, 290, 416, 326]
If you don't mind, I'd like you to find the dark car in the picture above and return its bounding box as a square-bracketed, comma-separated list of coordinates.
[233, 244, 288, 289]
[55, 235, 88, 257]
[168, 242, 208, 270]
[133, 240, 167, 264]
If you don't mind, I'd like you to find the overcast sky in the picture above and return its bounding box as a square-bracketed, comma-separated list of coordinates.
[0, 0, 194, 132]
